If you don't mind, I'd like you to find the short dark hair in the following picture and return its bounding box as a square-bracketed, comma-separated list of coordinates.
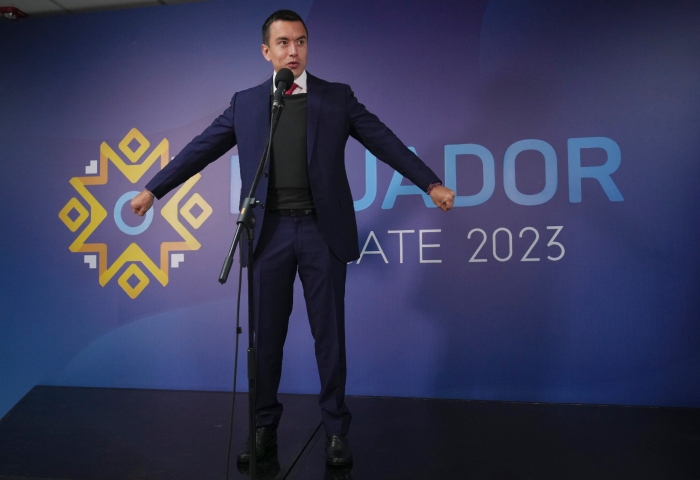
[262, 10, 308, 46]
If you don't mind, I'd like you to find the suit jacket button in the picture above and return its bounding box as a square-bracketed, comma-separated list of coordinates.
[264, 172, 269, 177]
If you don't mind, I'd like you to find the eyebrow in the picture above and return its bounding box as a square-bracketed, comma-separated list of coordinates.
[275, 35, 307, 42]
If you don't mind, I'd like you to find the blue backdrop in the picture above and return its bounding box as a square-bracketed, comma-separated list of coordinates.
[1, 0, 699, 419]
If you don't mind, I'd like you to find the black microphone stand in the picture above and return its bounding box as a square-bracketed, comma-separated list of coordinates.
[219, 91, 287, 480]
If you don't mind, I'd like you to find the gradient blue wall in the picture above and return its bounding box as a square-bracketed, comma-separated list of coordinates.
[1, 0, 699, 419]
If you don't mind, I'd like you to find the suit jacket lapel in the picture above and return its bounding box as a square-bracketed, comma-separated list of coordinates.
[306, 73, 325, 165]
[254, 77, 273, 153]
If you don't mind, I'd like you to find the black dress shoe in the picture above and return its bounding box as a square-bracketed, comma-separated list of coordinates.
[236, 426, 277, 463]
[325, 434, 353, 466]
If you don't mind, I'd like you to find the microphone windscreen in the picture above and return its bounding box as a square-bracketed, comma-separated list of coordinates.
[275, 68, 294, 88]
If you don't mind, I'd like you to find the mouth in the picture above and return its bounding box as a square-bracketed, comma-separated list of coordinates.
[287, 62, 299, 69]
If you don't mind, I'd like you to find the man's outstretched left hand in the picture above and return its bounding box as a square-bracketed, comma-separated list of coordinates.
[429, 185, 456, 212]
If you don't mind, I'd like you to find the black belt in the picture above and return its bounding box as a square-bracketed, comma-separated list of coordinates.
[267, 208, 316, 217]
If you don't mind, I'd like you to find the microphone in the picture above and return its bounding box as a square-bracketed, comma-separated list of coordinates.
[272, 68, 294, 112]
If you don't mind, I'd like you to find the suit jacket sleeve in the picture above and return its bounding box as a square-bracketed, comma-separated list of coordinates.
[345, 87, 441, 191]
[145, 95, 239, 199]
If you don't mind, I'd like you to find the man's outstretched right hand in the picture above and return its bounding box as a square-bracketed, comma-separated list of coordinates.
[131, 189, 154, 216]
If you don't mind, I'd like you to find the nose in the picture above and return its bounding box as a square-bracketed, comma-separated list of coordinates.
[289, 43, 297, 57]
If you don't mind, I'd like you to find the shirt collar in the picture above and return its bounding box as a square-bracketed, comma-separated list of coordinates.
[272, 70, 307, 93]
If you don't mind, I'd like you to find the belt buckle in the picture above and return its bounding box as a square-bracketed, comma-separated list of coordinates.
[291, 209, 311, 216]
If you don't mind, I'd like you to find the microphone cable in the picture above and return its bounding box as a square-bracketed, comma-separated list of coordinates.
[225, 259, 245, 480]
[223, 69, 291, 479]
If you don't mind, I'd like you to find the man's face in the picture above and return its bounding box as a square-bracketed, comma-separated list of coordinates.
[261, 20, 308, 78]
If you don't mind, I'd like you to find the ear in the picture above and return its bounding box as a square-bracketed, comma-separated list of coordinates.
[261, 43, 271, 62]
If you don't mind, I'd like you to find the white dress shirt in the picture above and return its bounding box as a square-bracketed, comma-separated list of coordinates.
[272, 70, 307, 94]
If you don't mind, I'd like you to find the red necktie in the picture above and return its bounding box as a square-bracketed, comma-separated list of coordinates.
[285, 83, 298, 95]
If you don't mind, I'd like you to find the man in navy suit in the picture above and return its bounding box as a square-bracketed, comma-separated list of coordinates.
[131, 9, 455, 466]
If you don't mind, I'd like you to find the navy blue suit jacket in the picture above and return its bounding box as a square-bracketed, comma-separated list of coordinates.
[146, 73, 441, 263]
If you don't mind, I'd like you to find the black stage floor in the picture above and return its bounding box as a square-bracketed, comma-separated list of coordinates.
[0, 386, 698, 479]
